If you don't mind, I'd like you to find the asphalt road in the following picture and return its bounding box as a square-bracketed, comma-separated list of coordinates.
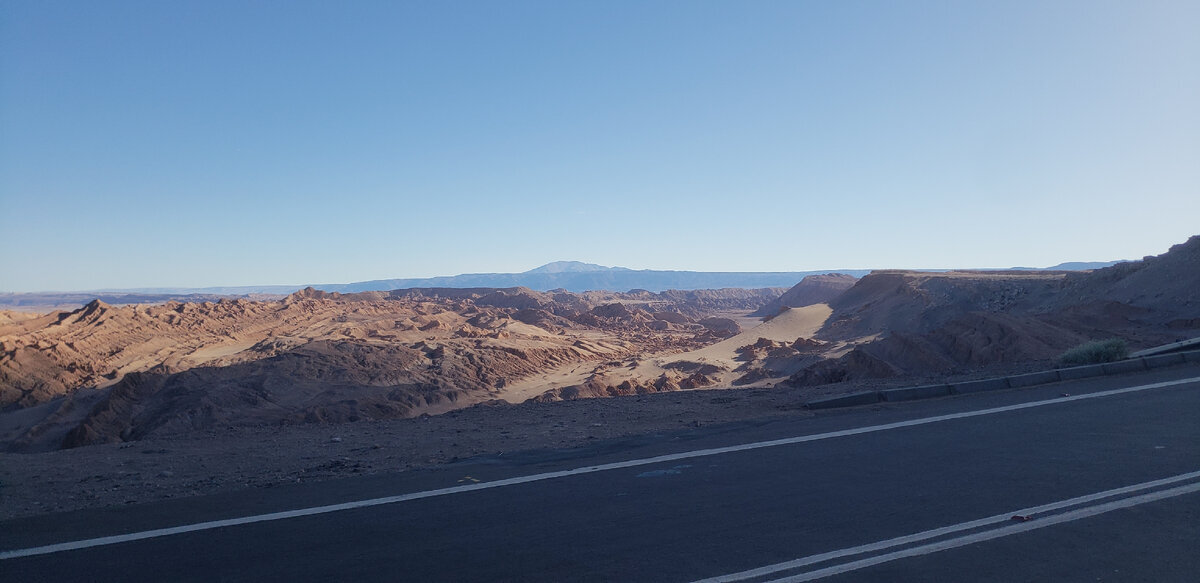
[3, 365, 1199, 582]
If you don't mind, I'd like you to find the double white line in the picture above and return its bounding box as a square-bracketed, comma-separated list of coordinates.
[694, 470, 1200, 583]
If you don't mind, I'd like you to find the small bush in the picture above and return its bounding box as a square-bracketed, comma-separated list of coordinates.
[1058, 338, 1129, 366]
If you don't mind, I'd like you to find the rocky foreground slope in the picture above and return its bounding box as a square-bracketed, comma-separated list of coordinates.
[781, 236, 1199, 386]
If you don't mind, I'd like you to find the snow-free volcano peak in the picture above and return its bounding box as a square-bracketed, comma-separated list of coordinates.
[523, 261, 632, 274]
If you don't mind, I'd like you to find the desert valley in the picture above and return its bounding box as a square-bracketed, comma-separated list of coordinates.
[6, 5, 1198, 579]
[1, 236, 1195, 448]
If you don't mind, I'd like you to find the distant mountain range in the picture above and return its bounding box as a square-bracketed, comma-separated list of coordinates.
[318, 263, 875, 294]
[2, 260, 1126, 309]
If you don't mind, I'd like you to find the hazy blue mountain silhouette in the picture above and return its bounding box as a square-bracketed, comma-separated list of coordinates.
[323, 262, 869, 293]
[24, 260, 1124, 300]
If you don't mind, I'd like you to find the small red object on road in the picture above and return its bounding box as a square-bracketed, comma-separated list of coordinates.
[1011, 515, 1032, 522]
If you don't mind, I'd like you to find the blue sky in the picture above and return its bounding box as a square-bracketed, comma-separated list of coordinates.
[2, 1, 1197, 292]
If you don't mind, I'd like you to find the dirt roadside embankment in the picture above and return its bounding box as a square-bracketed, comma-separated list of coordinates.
[0, 357, 1076, 521]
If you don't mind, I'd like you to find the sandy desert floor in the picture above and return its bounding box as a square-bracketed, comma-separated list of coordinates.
[495, 305, 835, 403]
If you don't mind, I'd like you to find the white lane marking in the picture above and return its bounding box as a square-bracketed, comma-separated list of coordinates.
[637, 464, 692, 478]
[693, 469, 1200, 583]
[760, 481, 1200, 583]
[2, 375, 1197, 560]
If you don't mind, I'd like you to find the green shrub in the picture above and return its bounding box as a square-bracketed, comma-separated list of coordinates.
[1058, 338, 1129, 365]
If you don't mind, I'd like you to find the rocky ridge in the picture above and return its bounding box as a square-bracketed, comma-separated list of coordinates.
[0, 286, 778, 451]
[778, 236, 1200, 386]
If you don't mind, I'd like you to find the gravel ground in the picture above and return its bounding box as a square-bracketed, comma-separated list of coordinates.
[0, 361, 1050, 521]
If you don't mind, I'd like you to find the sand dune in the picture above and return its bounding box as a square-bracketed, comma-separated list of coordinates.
[662, 304, 833, 370]
[522, 304, 837, 401]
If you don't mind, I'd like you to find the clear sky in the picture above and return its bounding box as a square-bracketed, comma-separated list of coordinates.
[2, 1, 1197, 292]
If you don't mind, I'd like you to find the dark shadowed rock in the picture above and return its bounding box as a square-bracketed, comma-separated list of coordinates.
[752, 274, 859, 318]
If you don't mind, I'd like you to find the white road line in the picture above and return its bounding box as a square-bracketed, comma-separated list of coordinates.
[692, 469, 1200, 583]
[2, 375, 1197, 560]
[760, 480, 1200, 583]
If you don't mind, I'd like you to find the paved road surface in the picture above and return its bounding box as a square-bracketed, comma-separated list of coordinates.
[3, 365, 1199, 582]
